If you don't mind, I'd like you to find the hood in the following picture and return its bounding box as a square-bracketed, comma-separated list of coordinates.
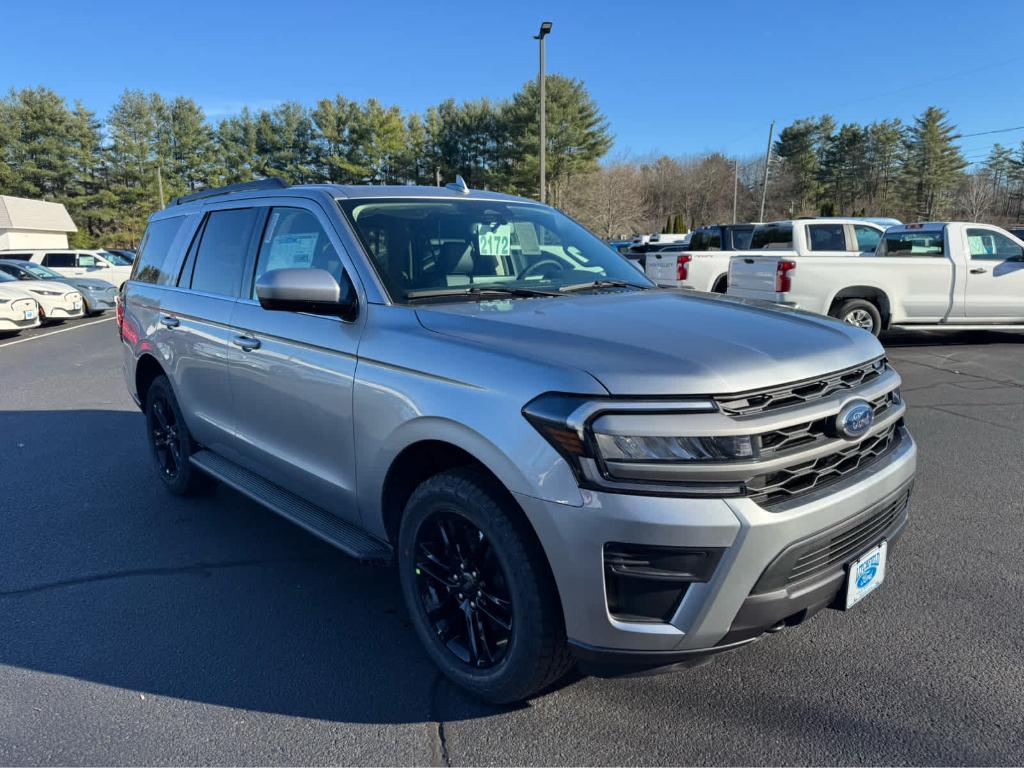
[65, 277, 113, 291]
[9, 279, 78, 294]
[0, 284, 35, 301]
[414, 289, 883, 396]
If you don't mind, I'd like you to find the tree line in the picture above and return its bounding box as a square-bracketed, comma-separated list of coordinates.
[562, 107, 1024, 239]
[0, 79, 610, 246]
[1, 82, 1020, 247]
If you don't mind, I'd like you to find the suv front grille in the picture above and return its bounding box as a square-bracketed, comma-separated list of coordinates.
[716, 358, 888, 416]
[757, 391, 897, 457]
[747, 423, 902, 508]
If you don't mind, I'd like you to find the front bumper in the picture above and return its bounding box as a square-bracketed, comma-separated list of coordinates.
[514, 427, 916, 667]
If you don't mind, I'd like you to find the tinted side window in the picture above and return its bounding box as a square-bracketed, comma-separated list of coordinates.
[688, 230, 709, 251]
[190, 208, 259, 297]
[807, 224, 847, 251]
[43, 253, 75, 267]
[1, 253, 31, 261]
[750, 225, 793, 249]
[854, 225, 882, 252]
[252, 207, 342, 297]
[966, 229, 1024, 261]
[133, 216, 186, 284]
[706, 229, 722, 250]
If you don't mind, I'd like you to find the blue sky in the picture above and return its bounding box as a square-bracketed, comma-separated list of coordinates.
[6, 0, 1023, 166]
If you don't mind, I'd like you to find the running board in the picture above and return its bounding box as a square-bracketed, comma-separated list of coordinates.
[190, 450, 392, 564]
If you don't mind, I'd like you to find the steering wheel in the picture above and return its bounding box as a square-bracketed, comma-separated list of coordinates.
[518, 258, 566, 280]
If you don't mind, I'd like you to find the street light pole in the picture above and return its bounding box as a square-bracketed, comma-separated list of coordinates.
[535, 21, 552, 204]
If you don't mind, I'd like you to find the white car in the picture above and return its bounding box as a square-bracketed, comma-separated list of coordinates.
[0, 284, 40, 333]
[0, 270, 83, 324]
[0, 249, 133, 288]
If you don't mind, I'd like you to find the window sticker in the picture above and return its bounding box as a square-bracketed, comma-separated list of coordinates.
[478, 224, 512, 257]
[266, 233, 320, 270]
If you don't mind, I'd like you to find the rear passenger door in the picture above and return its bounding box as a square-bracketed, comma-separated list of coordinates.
[227, 201, 364, 524]
[161, 205, 263, 456]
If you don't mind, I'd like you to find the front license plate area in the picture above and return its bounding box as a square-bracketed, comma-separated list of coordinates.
[24, 310, 35, 320]
[845, 541, 887, 609]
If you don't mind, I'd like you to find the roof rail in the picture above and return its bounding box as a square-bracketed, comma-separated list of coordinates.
[171, 177, 288, 206]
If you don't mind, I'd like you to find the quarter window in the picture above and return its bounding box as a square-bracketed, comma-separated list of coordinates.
[252, 207, 343, 297]
[133, 216, 186, 285]
[807, 224, 847, 252]
[966, 229, 1024, 261]
[189, 208, 259, 297]
[853, 225, 882, 252]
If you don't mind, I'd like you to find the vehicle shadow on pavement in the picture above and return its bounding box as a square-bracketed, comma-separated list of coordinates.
[881, 328, 1024, 347]
[0, 408, 520, 725]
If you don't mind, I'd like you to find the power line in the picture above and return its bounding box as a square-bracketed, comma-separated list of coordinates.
[958, 125, 1024, 139]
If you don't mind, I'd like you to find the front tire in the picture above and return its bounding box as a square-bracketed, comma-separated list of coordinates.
[144, 375, 211, 495]
[835, 299, 882, 336]
[398, 469, 572, 703]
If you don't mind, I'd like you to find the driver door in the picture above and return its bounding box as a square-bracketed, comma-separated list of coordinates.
[228, 201, 366, 524]
[963, 227, 1024, 320]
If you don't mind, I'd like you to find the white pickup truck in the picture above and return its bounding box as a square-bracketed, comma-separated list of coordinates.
[727, 222, 1024, 335]
[645, 224, 755, 293]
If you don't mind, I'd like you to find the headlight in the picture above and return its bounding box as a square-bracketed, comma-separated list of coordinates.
[523, 393, 748, 495]
[30, 289, 62, 296]
[593, 433, 755, 462]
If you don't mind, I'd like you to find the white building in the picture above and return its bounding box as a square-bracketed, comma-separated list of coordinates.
[0, 195, 77, 249]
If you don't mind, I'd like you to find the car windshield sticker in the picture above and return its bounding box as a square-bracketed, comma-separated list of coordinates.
[478, 224, 512, 257]
[512, 221, 541, 256]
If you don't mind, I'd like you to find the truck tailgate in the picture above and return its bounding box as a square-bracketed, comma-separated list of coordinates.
[645, 250, 683, 285]
[728, 254, 785, 301]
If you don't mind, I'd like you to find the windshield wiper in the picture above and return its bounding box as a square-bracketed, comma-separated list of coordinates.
[557, 279, 650, 293]
[405, 285, 563, 301]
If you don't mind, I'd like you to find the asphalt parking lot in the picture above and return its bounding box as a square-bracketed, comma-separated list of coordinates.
[1, 316, 1022, 766]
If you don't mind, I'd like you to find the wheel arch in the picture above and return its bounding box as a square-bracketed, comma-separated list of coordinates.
[828, 286, 892, 329]
[134, 353, 167, 410]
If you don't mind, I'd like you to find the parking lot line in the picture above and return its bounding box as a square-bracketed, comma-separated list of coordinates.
[0, 316, 115, 349]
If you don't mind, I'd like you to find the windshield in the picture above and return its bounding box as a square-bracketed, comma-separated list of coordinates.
[338, 198, 652, 302]
[100, 251, 132, 266]
[18, 263, 61, 280]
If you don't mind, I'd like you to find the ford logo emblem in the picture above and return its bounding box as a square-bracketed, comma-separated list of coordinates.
[833, 400, 874, 440]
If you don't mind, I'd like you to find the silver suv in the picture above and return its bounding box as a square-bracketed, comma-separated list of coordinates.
[121, 178, 916, 702]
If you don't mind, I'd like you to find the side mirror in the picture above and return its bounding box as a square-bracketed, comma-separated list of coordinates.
[255, 268, 358, 320]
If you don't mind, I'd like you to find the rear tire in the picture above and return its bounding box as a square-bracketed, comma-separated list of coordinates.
[398, 468, 572, 703]
[144, 375, 211, 496]
[834, 299, 882, 336]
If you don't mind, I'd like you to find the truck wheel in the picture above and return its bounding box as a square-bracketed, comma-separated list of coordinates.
[144, 375, 211, 495]
[398, 468, 572, 703]
[835, 299, 882, 336]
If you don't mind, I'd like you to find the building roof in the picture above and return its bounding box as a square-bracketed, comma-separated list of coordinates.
[0, 196, 77, 233]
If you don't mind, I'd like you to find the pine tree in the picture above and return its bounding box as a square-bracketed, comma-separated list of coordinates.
[899, 106, 966, 220]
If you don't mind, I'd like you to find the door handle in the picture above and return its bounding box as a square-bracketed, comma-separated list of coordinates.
[969, 267, 988, 274]
[159, 315, 180, 328]
[231, 335, 261, 351]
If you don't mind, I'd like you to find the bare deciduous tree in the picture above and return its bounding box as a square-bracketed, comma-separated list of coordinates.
[561, 162, 648, 239]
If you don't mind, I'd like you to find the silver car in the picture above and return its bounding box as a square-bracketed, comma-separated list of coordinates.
[121, 178, 916, 702]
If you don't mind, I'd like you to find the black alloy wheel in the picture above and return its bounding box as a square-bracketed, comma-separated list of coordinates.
[413, 509, 513, 669]
[148, 392, 183, 480]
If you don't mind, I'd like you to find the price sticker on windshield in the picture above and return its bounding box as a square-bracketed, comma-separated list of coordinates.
[478, 224, 512, 257]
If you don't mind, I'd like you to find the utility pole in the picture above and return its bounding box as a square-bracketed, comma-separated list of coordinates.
[732, 159, 739, 224]
[535, 21, 553, 204]
[156, 166, 165, 209]
[759, 120, 775, 222]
